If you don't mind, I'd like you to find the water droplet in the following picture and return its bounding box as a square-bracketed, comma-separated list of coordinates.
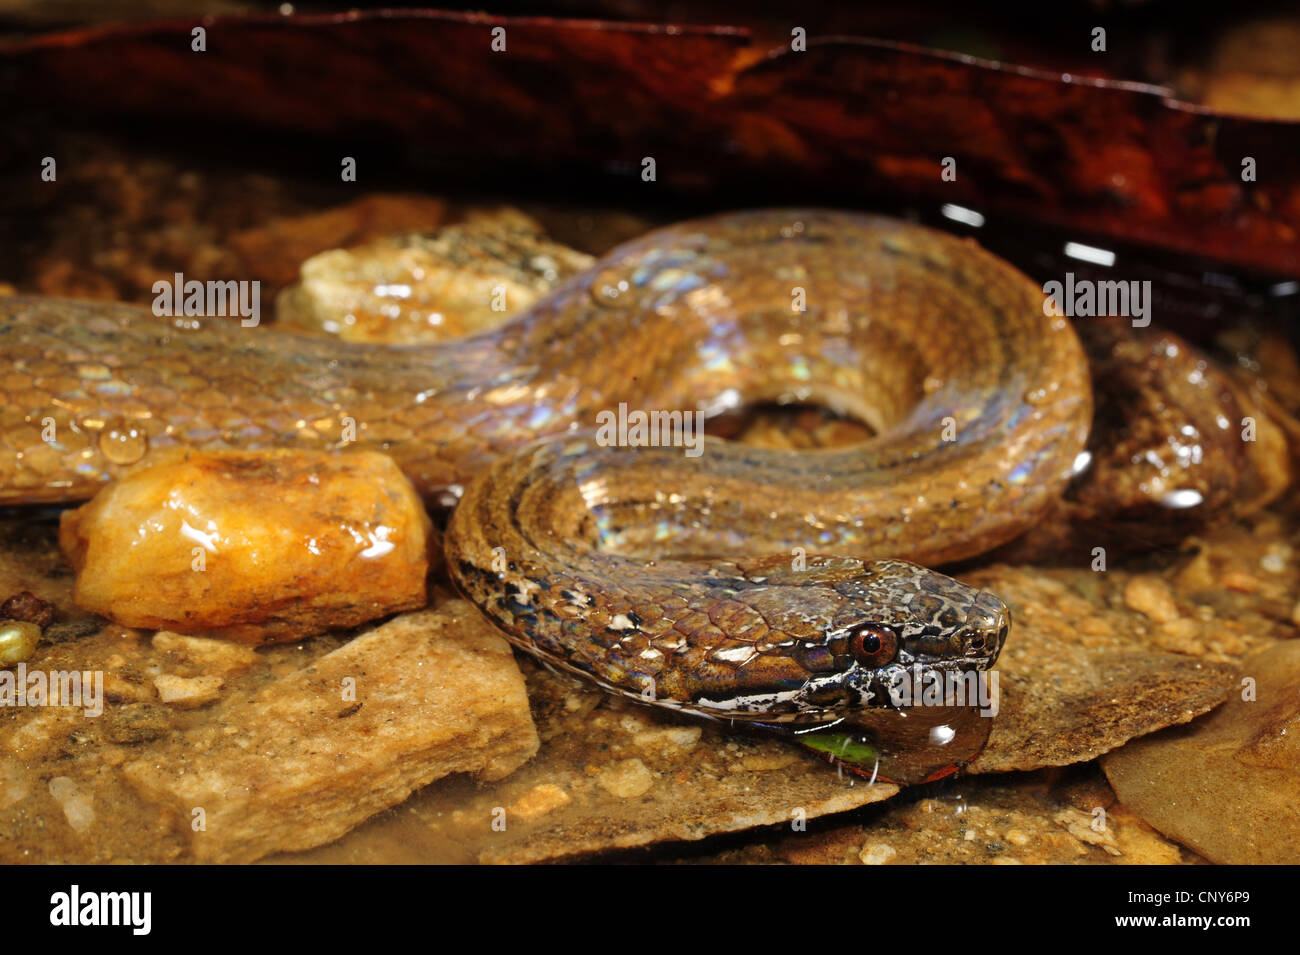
[589, 268, 631, 307]
[99, 420, 148, 465]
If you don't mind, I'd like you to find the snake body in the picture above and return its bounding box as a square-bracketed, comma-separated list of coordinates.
[0, 210, 1092, 723]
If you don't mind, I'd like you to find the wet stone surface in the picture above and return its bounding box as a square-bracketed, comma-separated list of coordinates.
[2, 496, 1297, 863]
[1103, 641, 1300, 864]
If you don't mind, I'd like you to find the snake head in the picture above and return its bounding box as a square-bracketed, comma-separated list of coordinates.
[829, 559, 1009, 710]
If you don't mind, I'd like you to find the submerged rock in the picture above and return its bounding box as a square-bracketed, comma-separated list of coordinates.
[124, 605, 539, 863]
[1103, 641, 1300, 863]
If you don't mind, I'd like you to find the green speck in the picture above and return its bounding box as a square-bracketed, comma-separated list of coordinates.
[799, 731, 880, 766]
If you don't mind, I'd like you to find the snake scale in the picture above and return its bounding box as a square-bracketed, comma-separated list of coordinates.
[0, 210, 1093, 732]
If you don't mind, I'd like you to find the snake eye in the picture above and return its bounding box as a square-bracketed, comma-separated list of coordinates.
[849, 624, 897, 668]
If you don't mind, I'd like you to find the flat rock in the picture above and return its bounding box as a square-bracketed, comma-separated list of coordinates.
[123, 605, 538, 863]
[1103, 641, 1300, 864]
[967, 564, 1241, 773]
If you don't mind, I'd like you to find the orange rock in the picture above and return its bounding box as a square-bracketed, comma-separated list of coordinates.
[1222, 570, 1261, 593]
[59, 449, 432, 644]
[1122, 575, 1181, 623]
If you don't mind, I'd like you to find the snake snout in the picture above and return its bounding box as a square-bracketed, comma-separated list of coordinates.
[961, 592, 1010, 665]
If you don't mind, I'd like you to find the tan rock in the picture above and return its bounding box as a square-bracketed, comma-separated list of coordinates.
[2, 707, 81, 760]
[1222, 570, 1260, 594]
[507, 784, 572, 821]
[1077, 616, 1113, 637]
[1005, 828, 1032, 847]
[632, 725, 702, 756]
[1259, 543, 1291, 574]
[48, 776, 94, 834]
[1123, 576, 1180, 622]
[101, 672, 154, 704]
[123, 605, 537, 863]
[1174, 544, 1217, 592]
[598, 758, 655, 799]
[735, 752, 799, 772]
[859, 842, 896, 865]
[152, 673, 223, 707]
[0, 759, 30, 811]
[151, 631, 258, 677]
[1054, 807, 1121, 856]
[276, 209, 594, 344]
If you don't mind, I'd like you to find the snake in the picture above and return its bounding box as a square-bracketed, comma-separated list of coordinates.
[0, 209, 1093, 768]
